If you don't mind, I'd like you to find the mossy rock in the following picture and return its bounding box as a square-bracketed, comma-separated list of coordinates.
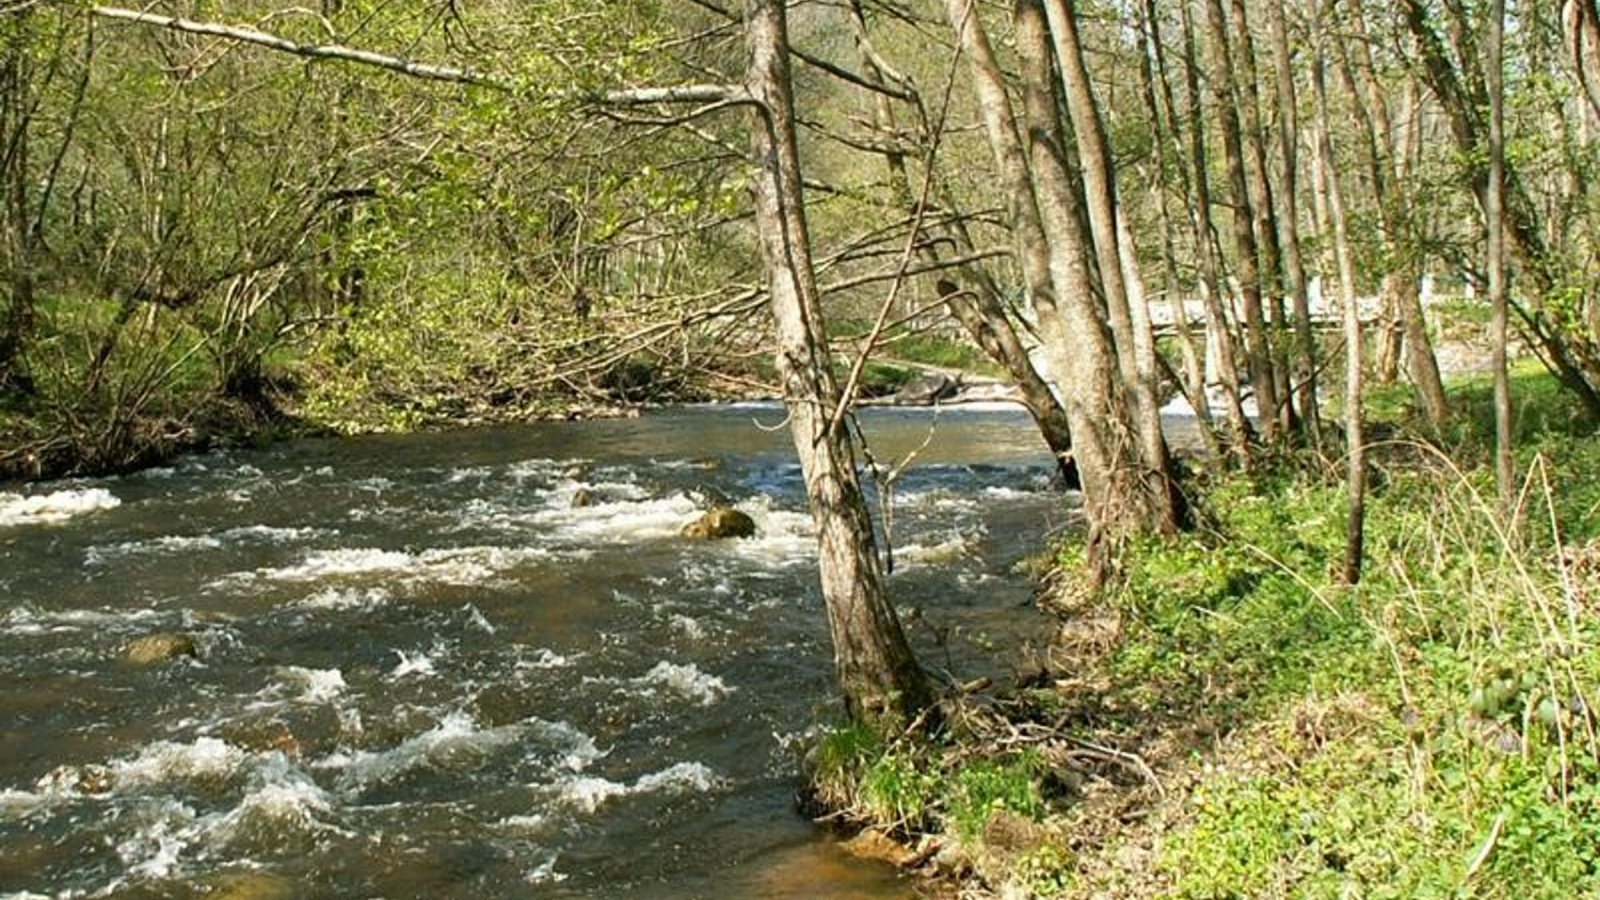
[681, 507, 757, 540]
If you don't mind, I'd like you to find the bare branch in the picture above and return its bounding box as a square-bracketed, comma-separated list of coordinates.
[89, 5, 750, 108]
[90, 5, 507, 88]
[598, 84, 749, 105]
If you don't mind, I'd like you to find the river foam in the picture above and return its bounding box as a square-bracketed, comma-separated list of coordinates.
[636, 661, 733, 707]
[0, 488, 121, 527]
[550, 761, 723, 815]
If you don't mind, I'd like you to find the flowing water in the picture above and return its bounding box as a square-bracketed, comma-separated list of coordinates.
[0, 403, 1073, 899]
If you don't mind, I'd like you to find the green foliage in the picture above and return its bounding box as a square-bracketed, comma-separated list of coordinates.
[882, 331, 1000, 375]
[808, 724, 1054, 851]
[859, 750, 940, 831]
[1125, 429, 1600, 899]
[947, 754, 1046, 840]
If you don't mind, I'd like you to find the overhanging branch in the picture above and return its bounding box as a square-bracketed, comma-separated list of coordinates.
[88, 5, 750, 108]
[90, 5, 507, 88]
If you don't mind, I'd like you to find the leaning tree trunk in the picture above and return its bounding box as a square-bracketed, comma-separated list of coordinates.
[1312, 0, 1365, 585]
[744, 0, 931, 732]
[845, 0, 1077, 485]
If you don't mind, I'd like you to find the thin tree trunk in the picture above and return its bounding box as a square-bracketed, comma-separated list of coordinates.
[1263, 0, 1319, 435]
[1202, 0, 1278, 443]
[744, 0, 931, 732]
[1226, 0, 1292, 433]
[1487, 0, 1514, 511]
[1178, 0, 1254, 457]
[1312, 0, 1365, 585]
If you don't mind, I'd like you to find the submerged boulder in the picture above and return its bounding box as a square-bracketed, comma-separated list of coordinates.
[207, 871, 295, 900]
[124, 632, 197, 665]
[681, 507, 757, 540]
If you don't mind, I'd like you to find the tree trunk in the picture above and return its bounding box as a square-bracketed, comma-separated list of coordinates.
[1202, 0, 1279, 443]
[1039, 0, 1175, 520]
[845, 0, 1077, 485]
[1134, 5, 1216, 456]
[1226, 0, 1292, 433]
[1566, 0, 1600, 120]
[1178, 0, 1254, 457]
[1389, 78, 1449, 432]
[1263, 0, 1319, 435]
[743, 0, 931, 732]
[944, 0, 1168, 576]
[1487, 0, 1514, 511]
[1312, 0, 1366, 585]
[0, 11, 36, 395]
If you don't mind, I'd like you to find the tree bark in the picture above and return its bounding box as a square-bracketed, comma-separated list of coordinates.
[943, 0, 1168, 576]
[744, 0, 931, 732]
[1226, 0, 1292, 433]
[1202, 0, 1279, 443]
[1134, 6, 1218, 457]
[1312, 0, 1366, 585]
[1039, 0, 1175, 519]
[1565, 0, 1600, 120]
[1177, 0, 1254, 457]
[1263, 0, 1319, 434]
[1488, 0, 1515, 511]
[845, 0, 1077, 485]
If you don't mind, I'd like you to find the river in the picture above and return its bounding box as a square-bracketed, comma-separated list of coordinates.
[0, 403, 1071, 899]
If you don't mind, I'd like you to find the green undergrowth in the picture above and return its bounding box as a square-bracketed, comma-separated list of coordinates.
[808, 373, 1600, 898]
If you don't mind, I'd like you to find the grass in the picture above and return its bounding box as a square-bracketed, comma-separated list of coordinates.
[805, 368, 1600, 899]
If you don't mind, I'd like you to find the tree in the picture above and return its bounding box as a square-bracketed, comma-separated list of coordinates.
[1312, 0, 1366, 584]
[1489, 0, 1514, 510]
[1201, 0, 1281, 444]
[942, 0, 1179, 579]
[1263, 0, 1320, 436]
[743, 0, 933, 731]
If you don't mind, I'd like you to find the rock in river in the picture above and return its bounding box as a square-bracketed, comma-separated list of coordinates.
[681, 507, 757, 540]
[124, 632, 197, 665]
[894, 373, 960, 406]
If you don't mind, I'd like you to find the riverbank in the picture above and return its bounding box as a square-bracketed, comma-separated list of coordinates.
[810, 367, 1600, 899]
[0, 340, 1010, 485]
